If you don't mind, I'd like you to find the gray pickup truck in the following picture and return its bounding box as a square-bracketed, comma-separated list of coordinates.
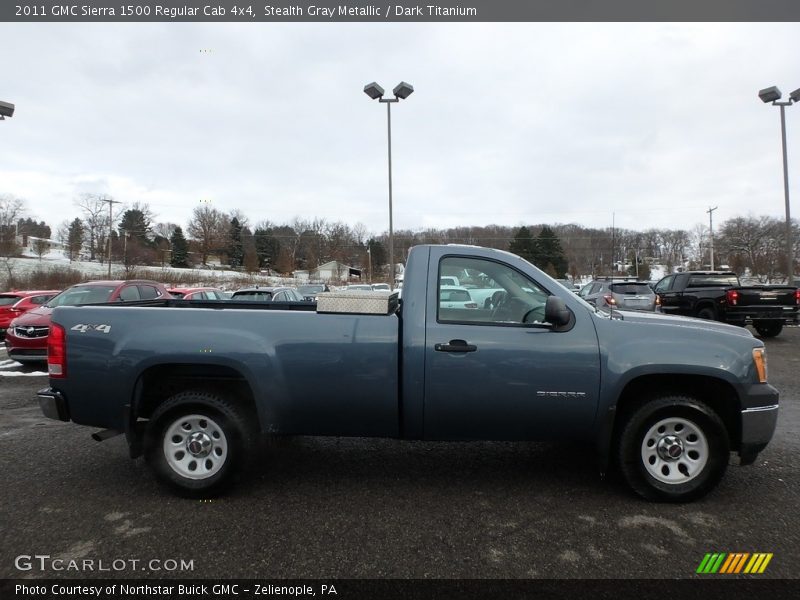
[38, 245, 779, 502]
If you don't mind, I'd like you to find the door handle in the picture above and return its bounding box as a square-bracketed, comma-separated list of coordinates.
[435, 339, 477, 353]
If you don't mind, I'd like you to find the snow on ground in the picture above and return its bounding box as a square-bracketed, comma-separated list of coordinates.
[7, 249, 297, 290]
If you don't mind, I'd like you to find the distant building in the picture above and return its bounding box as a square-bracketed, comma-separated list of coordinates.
[22, 235, 66, 254]
[294, 261, 361, 283]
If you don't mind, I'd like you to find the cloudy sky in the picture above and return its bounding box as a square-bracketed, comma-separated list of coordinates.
[1, 22, 798, 237]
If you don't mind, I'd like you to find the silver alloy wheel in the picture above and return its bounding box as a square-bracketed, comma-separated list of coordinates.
[163, 414, 228, 480]
[641, 416, 709, 484]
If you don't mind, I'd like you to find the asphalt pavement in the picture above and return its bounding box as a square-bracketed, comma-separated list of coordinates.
[1, 329, 798, 579]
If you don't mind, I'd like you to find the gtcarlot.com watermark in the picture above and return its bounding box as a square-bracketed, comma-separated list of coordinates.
[14, 554, 194, 573]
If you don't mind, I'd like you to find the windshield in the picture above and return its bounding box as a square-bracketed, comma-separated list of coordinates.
[47, 286, 118, 307]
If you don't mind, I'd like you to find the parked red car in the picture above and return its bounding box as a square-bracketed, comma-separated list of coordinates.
[5, 280, 172, 363]
[0, 290, 61, 339]
[167, 287, 226, 300]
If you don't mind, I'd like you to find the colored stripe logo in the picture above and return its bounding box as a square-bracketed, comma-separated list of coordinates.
[697, 553, 773, 574]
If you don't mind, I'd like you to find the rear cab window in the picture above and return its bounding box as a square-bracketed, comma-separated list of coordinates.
[687, 274, 739, 287]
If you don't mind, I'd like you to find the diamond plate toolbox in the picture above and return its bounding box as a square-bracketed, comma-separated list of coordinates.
[316, 291, 399, 315]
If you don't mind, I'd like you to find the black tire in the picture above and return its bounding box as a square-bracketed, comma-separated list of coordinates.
[617, 395, 729, 502]
[144, 391, 256, 498]
[754, 321, 783, 338]
[696, 307, 716, 320]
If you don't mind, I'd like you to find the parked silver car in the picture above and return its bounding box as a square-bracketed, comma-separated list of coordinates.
[578, 278, 657, 311]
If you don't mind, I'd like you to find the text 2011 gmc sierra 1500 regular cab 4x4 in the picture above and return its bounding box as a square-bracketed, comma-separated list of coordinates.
[37, 245, 779, 502]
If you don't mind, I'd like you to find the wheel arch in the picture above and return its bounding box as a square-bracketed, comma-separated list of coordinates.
[127, 363, 261, 457]
[598, 373, 742, 471]
[694, 300, 717, 318]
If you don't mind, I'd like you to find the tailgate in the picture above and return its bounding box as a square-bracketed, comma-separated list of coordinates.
[735, 286, 796, 306]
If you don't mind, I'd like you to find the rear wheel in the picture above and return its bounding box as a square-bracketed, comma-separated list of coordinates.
[754, 321, 783, 338]
[617, 395, 729, 502]
[145, 391, 255, 497]
[696, 307, 716, 320]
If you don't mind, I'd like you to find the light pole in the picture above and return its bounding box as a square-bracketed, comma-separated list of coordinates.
[0, 100, 14, 120]
[707, 206, 717, 270]
[364, 81, 414, 289]
[759, 85, 800, 282]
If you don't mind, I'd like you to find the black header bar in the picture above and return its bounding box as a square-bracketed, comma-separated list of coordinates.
[3, 1, 800, 23]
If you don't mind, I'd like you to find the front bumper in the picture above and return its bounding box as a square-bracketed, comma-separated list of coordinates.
[738, 383, 779, 465]
[37, 387, 70, 422]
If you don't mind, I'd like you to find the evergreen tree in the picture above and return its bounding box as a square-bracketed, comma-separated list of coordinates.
[537, 225, 568, 277]
[67, 218, 84, 261]
[509, 226, 539, 264]
[254, 227, 281, 269]
[227, 217, 244, 268]
[119, 208, 151, 244]
[367, 239, 387, 273]
[170, 226, 189, 268]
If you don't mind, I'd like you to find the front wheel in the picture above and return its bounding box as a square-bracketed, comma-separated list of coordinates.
[754, 321, 783, 338]
[145, 391, 255, 497]
[617, 395, 729, 502]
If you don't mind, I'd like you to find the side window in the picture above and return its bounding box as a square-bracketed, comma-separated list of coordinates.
[655, 275, 674, 294]
[438, 256, 550, 325]
[578, 283, 593, 298]
[118, 286, 140, 301]
[206, 291, 220, 300]
[30, 295, 49, 305]
[138, 286, 160, 300]
[589, 282, 603, 294]
[274, 291, 288, 302]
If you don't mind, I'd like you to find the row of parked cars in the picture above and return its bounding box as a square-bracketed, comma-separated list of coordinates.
[1, 279, 397, 363]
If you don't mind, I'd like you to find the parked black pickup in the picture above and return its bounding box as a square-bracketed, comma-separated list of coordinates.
[654, 271, 799, 337]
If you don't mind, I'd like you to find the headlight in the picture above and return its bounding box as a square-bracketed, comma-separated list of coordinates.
[752, 347, 768, 383]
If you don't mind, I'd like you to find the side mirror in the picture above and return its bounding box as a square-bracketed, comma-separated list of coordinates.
[545, 296, 571, 327]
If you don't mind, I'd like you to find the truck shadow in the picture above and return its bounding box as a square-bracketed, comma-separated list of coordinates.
[246, 436, 615, 497]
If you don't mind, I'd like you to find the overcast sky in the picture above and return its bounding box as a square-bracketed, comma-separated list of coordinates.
[1, 23, 798, 237]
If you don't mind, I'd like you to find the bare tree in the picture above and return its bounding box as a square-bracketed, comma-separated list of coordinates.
[153, 222, 178, 240]
[187, 205, 227, 264]
[75, 193, 115, 261]
[0, 195, 26, 282]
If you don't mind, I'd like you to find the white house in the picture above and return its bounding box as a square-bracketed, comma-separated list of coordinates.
[298, 261, 362, 283]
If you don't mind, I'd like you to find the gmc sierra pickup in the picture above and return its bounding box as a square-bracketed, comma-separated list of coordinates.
[37, 245, 779, 502]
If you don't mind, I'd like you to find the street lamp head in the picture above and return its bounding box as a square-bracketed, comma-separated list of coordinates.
[790, 87, 800, 104]
[758, 86, 782, 103]
[363, 82, 385, 100]
[393, 82, 414, 100]
[0, 100, 14, 118]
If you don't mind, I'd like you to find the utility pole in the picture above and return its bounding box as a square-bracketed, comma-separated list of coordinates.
[707, 206, 718, 270]
[611, 212, 615, 276]
[102, 197, 122, 278]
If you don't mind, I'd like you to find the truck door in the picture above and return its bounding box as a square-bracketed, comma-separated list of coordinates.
[655, 274, 679, 314]
[423, 255, 601, 441]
